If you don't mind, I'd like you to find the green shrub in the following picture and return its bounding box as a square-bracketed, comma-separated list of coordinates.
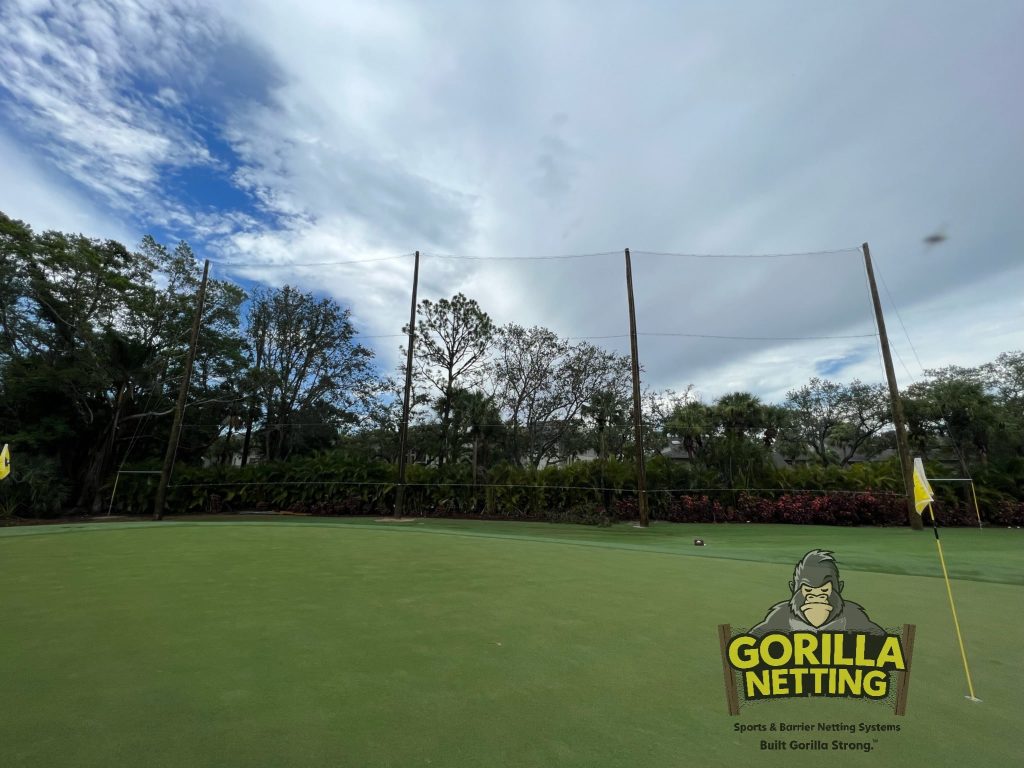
[0, 454, 69, 518]
[86, 449, 1024, 527]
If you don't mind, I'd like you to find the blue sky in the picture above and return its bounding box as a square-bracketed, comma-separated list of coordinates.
[1, 0, 1022, 403]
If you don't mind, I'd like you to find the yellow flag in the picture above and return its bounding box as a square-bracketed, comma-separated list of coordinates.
[0, 443, 9, 481]
[913, 457, 933, 515]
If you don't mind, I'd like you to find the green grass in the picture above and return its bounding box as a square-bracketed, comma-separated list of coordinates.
[1, 519, 1021, 768]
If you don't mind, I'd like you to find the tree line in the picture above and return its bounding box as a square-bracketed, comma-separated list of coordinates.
[1, 210, 1021, 518]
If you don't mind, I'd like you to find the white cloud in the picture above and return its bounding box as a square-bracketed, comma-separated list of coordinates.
[0, 0, 224, 224]
[0, 128, 134, 242]
[1, 0, 1022, 404]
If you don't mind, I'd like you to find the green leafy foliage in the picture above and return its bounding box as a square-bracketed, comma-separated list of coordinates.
[0, 454, 69, 518]
[103, 451, 1024, 527]
[2, 208, 1021, 524]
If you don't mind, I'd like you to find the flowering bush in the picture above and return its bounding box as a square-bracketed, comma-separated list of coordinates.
[101, 453, 1024, 527]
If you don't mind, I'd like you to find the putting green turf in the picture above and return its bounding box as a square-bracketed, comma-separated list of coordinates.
[1, 519, 1021, 768]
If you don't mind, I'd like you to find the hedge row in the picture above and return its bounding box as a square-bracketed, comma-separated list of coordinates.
[103, 455, 1024, 527]
[398, 493, 1024, 527]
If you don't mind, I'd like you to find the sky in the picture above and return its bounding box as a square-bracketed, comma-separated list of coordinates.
[1, 0, 1022, 404]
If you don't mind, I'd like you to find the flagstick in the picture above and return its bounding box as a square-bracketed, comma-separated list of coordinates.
[968, 481, 983, 530]
[926, 502, 981, 702]
[106, 471, 120, 517]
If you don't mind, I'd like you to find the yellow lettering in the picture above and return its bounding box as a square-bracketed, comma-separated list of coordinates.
[810, 667, 829, 692]
[838, 668, 861, 695]
[833, 634, 853, 666]
[793, 633, 818, 666]
[728, 636, 759, 670]
[876, 637, 906, 670]
[761, 634, 792, 667]
[863, 670, 889, 698]
[727, 631, 904, 702]
[826, 667, 838, 694]
[745, 670, 771, 697]
[854, 634, 874, 667]
[771, 668, 790, 695]
[790, 667, 807, 695]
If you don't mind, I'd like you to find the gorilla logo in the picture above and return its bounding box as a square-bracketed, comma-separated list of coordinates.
[749, 550, 884, 637]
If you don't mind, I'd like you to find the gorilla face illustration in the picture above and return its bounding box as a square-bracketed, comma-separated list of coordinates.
[785, 554, 846, 628]
[749, 550, 885, 637]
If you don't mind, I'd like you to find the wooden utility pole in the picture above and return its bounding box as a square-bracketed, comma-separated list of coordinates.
[395, 251, 420, 517]
[154, 260, 210, 520]
[862, 243, 922, 530]
[624, 248, 650, 527]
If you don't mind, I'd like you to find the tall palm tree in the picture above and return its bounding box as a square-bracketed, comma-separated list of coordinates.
[714, 392, 764, 439]
[714, 392, 767, 488]
[666, 401, 713, 459]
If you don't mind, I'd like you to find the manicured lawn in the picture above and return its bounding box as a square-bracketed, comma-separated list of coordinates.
[1, 519, 1021, 767]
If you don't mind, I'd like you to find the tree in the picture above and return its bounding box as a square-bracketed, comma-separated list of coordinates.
[134, 236, 247, 467]
[411, 294, 494, 468]
[448, 388, 503, 483]
[640, 387, 697, 456]
[711, 392, 772, 487]
[984, 352, 1024, 460]
[514, 338, 630, 468]
[491, 323, 632, 468]
[1, 219, 248, 514]
[779, 378, 890, 466]
[0, 213, 34, 361]
[665, 401, 714, 460]
[905, 368, 998, 476]
[582, 390, 627, 463]
[343, 381, 403, 463]
[760, 403, 790, 450]
[240, 295, 271, 466]
[492, 324, 566, 466]
[831, 381, 889, 465]
[714, 392, 765, 439]
[1, 219, 160, 512]
[581, 388, 630, 510]
[782, 378, 847, 465]
[244, 285, 379, 462]
[984, 351, 1024, 407]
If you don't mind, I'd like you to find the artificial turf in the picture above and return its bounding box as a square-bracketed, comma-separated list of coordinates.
[1, 519, 1021, 767]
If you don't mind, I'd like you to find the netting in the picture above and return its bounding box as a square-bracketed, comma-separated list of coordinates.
[104, 243, 923, 521]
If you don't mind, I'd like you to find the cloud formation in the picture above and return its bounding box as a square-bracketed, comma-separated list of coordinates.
[1, 0, 1022, 403]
